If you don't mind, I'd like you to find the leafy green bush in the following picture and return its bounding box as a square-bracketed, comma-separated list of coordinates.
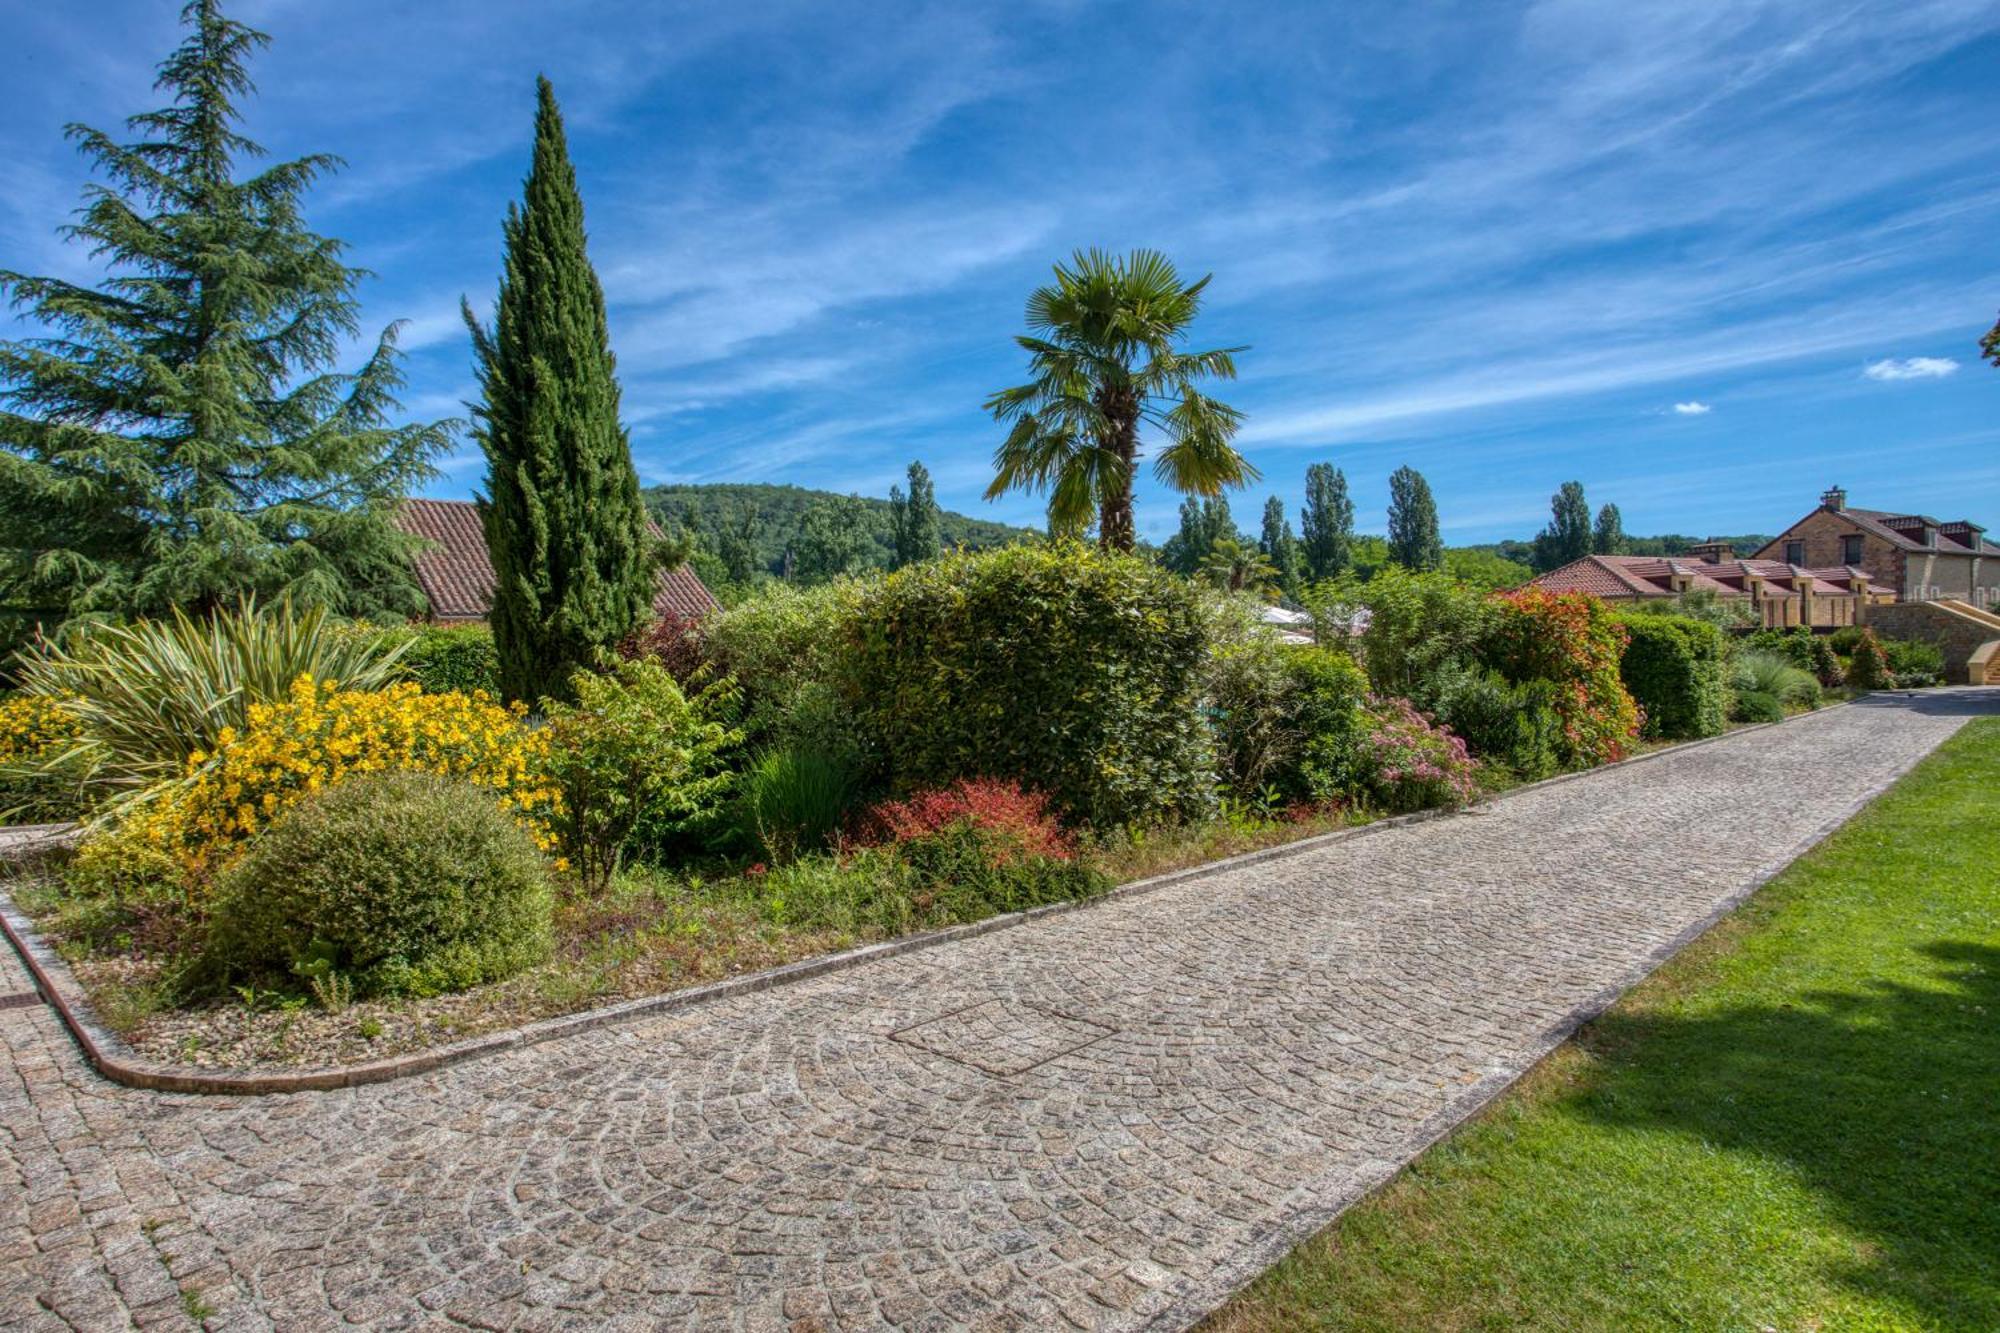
[1278, 645, 1373, 801]
[1307, 565, 1492, 702]
[208, 771, 553, 999]
[1615, 613, 1727, 740]
[1730, 651, 1819, 717]
[846, 542, 1214, 827]
[1431, 666, 1564, 780]
[537, 660, 741, 891]
[1731, 691, 1785, 724]
[1881, 637, 1945, 687]
[703, 579, 868, 762]
[1205, 621, 1297, 799]
[1845, 630, 1891, 690]
[739, 746, 857, 863]
[401, 624, 501, 694]
[16, 598, 407, 801]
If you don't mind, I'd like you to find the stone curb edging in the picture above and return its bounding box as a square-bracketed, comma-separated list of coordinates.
[0, 696, 1870, 1097]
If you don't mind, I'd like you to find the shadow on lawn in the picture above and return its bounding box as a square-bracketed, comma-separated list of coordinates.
[1578, 940, 2000, 1326]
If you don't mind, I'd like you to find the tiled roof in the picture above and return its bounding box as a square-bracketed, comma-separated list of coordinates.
[1529, 554, 1891, 603]
[1780, 505, 2000, 557]
[395, 498, 718, 622]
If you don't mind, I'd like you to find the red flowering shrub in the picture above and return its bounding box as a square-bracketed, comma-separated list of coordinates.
[1355, 696, 1480, 811]
[619, 611, 710, 685]
[857, 778, 1073, 864]
[1482, 589, 1641, 767]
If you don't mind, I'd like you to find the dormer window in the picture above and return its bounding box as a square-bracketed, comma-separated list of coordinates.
[1840, 534, 1862, 565]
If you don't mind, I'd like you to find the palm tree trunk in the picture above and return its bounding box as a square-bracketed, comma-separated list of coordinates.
[1098, 394, 1140, 552]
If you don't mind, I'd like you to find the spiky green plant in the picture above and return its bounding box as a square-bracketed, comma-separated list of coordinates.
[1729, 650, 1819, 709]
[16, 597, 407, 800]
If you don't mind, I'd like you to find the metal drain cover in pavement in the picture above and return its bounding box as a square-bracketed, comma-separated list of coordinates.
[890, 997, 1115, 1076]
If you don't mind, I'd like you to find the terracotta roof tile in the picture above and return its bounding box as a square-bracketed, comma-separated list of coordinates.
[395, 498, 717, 623]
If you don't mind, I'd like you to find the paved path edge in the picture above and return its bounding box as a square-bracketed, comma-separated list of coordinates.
[0, 702, 1863, 1097]
[1141, 696, 1946, 1333]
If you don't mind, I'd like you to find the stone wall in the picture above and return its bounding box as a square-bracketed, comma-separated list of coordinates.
[1861, 601, 2000, 684]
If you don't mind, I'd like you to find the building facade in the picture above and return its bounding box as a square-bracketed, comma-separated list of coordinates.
[1756, 487, 1999, 608]
[1529, 549, 1893, 628]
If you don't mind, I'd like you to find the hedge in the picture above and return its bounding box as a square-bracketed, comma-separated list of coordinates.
[845, 542, 1213, 827]
[1614, 611, 1727, 740]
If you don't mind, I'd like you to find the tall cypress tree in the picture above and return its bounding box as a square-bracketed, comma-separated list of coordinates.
[0, 0, 449, 641]
[1299, 462, 1354, 582]
[465, 77, 655, 703]
[1386, 466, 1443, 572]
[889, 460, 941, 568]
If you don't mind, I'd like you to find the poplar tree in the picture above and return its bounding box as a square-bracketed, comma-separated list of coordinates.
[1299, 462, 1354, 582]
[1532, 480, 1592, 570]
[1593, 502, 1625, 556]
[464, 77, 656, 703]
[1258, 495, 1300, 597]
[889, 460, 941, 568]
[1386, 466, 1443, 572]
[0, 0, 449, 640]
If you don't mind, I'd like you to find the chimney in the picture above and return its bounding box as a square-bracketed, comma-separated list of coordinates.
[1820, 484, 1847, 512]
[1687, 540, 1734, 564]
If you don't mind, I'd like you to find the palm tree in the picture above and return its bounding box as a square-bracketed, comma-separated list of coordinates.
[984, 248, 1255, 551]
[1200, 537, 1279, 598]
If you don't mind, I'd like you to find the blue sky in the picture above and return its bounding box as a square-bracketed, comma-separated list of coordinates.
[4, 1, 1997, 545]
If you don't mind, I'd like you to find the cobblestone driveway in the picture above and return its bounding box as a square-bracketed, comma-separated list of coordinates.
[4, 692, 1991, 1331]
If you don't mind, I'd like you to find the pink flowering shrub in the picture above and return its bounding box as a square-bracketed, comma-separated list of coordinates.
[1355, 695, 1480, 812]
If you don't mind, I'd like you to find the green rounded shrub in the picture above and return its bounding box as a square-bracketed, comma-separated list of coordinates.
[208, 771, 553, 998]
[1278, 645, 1373, 800]
[1433, 666, 1564, 780]
[1615, 612, 1727, 740]
[846, 542, 1213, 827]
[1731, 690, 1785, 724]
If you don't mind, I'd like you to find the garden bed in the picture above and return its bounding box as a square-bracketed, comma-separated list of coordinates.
[1, 804, 1361, 1075]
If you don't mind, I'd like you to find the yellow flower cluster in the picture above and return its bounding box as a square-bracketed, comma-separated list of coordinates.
[117, 675, 560, 884]
[0, 693, 80, 764]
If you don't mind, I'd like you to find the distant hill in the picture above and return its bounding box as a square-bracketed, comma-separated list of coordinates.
[644, 482, 1039, 577]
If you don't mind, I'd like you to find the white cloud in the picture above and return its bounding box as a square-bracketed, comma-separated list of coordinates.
[1862, 356, 1959, 381]
[1673, 400, 1713, 415]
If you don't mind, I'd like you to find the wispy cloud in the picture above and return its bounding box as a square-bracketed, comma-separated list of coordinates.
[1862, 356, 1960, 382]
[1673, 401, 1714, 416]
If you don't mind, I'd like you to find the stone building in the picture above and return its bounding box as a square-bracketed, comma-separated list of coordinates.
[1529, 550, 1892, 629]
[1755, 486, 2000, 608]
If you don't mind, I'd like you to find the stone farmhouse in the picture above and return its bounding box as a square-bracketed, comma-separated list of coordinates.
[393, 498, 717, 624]
[1755, 486, 2000, 609]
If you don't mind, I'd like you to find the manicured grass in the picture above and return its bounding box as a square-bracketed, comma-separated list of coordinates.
[1208, 716, 2000, 1332]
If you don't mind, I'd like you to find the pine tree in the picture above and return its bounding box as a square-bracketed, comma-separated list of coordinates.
[1386, 466, 1443, 572]
[1532, 481, 1592, 571]
[1258, 495, 1301, 597]
[0, 0, 449, 641]
[889, 460, 941, 569]
[1592, 502, 1625, 556]
[464, 77, 657, 704]
[1299, 462, 1354, 582]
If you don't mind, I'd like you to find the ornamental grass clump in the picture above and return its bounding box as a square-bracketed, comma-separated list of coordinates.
[16, 598, 408, 801]
[207, 771, 554, 1000]
[1729, 650, 1819, 721]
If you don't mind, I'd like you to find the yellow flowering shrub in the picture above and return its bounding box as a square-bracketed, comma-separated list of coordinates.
[0, 693, 82, 761]
[0, 693, 86, 820]
[98, 675, 559, 890]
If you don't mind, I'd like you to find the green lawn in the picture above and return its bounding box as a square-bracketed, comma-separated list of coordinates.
[1209, 716, 2000, 1333]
